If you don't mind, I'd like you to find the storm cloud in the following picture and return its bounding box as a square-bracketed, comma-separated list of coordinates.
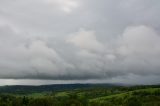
[0, 0, 160, 84]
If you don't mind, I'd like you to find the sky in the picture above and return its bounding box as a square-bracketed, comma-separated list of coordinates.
[0, 0, 160, 85]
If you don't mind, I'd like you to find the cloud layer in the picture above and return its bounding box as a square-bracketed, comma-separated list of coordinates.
[0, 0, 160, 84]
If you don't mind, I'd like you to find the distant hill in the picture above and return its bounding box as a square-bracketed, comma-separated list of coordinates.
[0, 83, 118, 93]
[0, 83, 159, 94]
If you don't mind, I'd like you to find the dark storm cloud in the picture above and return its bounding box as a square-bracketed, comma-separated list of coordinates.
[0, 0, 160, 84]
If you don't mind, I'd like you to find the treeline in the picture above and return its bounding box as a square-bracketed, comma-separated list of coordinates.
[0, 94, 87, 106]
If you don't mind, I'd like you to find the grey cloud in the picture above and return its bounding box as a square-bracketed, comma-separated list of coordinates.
[0, 0, 160, 84]
[66, 25, 160, 79]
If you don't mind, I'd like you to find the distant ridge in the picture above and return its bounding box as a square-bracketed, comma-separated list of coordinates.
[0, 83, 159, 94]
[0, 83, 118, 93]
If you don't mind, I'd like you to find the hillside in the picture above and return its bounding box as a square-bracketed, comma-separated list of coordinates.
[0, 84, 160, 106]
[90, 88, 160, 106]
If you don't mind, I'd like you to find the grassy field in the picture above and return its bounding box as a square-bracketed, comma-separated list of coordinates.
[89, 88, 160, 106]
[91, 88, 160, 101]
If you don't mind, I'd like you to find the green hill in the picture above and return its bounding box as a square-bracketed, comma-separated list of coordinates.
[90, 88, 160, 106]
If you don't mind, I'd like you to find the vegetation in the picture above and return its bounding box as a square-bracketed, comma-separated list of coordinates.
[0, 84, 159, 106]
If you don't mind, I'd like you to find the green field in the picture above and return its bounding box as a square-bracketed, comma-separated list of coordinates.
[0, 84, 160, 106]
[90, 88, 160, 106]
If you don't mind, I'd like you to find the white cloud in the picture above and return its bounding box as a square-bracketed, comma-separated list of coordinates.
[116, 25, 160, 75]
[118, 25, 160, 55]
[46, 0, 79, 13]
[67, 29, 105, 53]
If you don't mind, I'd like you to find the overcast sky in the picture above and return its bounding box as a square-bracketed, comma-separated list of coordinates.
[0, 0, 160, 85]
